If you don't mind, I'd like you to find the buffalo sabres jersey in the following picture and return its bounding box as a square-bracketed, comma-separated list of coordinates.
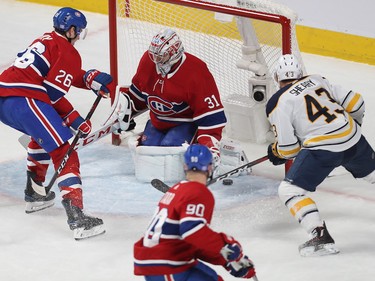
[266, 74, 364, 158]
[0, 31, 87, 104]
[134, 181, 228, 276]
[127, 51, 227, 142]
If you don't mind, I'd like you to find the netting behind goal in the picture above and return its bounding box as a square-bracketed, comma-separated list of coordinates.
[109, 0, 304, 143]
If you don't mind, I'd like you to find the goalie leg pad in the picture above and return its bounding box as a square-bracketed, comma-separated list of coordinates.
[128, 134, 187, 182]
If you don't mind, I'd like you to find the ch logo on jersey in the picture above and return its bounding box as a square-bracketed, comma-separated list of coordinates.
[147, 96, 188, 116]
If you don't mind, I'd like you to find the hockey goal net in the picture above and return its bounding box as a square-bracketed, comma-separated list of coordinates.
[108, 0, 304, 144]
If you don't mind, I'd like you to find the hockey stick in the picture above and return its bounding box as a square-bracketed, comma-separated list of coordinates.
[19, 85, 123, 151]
[44, 95, 102, 194]
[151, 155, 269, 193]
[19, 121, 118, 152]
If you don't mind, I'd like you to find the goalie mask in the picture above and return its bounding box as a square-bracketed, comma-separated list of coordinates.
[184, 144, 213, 175]
[53, 7, 88, 40]
[274, 54, 303, 83]
[148, 28, 184, 77]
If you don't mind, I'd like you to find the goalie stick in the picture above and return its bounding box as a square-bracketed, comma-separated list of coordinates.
[151, 155, 269, 193]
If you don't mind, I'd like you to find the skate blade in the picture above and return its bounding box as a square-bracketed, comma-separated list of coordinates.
[73, 224, 106, 240]
[25, 201, 55, 214]
[299, 243, 340, 257]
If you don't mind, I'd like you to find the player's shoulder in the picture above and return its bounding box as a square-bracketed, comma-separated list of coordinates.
[266, 83, 293, 117]
[184, 53, 208, 68]
[138, 51, 156, 69]
[175, 181, 213, 199]
[38, 32, 78, 54]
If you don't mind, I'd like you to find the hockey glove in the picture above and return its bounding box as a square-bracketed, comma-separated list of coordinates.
[220, 235, 243, 262]
[225, 255, 256, 279]
[64, 110, 92, 138]
[84, 69, 113, 98]
[267, 143, 287, 166]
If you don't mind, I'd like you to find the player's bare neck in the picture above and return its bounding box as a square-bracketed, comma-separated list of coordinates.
[186, 171, 208, 185]
[279, 80, 295, 88]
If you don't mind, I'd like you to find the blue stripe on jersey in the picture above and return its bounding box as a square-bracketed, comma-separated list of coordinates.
[30, 49, 50, 77]
[162, 221, 179, 235]
[130, 84, 147, 101]
[194, 109, 227, 127]
[43, 82, 64, 102]
[180, 220, 204, 236]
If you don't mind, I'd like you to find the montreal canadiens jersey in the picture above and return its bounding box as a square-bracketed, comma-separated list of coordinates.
[266, 74, 364, 158]
[127, 51, 227, 142]
[134, 181, 228, 276]
[0, 31, 87, 104]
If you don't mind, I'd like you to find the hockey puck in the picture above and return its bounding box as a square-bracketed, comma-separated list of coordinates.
[222, 179, 233, 185]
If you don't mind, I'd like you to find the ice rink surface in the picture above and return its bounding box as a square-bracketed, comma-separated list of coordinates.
[1, 1, 375, 280]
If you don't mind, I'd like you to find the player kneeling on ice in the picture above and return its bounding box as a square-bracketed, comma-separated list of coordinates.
[266, 54, 375, 257]
[114, 28, 229, 182]
[0, 7, 114, 240]
[134, 144, 257, 280]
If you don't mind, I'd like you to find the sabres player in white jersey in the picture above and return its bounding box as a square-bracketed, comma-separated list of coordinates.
[266, 54, 375, 257]
[134, 144, 256, 280]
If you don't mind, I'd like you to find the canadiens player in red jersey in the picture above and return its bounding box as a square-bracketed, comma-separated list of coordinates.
[0, 7, 114, 240]
[134, 144, 257, 281]
[116, 28, 227, 168]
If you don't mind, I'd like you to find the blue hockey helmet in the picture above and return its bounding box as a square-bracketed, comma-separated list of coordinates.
[184, 144, 213, 172]
[53, 7, 87, 37]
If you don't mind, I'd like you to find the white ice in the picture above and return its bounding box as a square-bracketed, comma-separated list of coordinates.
[1, 1, 375, 280]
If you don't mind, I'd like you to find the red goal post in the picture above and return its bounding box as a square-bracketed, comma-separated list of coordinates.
[107, 0, 302, 170]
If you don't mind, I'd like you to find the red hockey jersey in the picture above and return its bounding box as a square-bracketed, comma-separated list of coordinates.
[134, 181, 229, 276]
[0, 31, 87, 105]
[128, 52, 227, 142]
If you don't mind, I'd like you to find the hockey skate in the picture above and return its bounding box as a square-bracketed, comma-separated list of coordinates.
[299, 222, 340, 257]
[25, 171, 55, 214]
[62, 199, 105, 240]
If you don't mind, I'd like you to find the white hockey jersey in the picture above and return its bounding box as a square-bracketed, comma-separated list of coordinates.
[266, 74, 365, 158]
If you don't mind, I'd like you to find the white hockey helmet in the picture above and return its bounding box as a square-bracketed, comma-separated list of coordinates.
[274, 54, 303, 83]
[148, 28, 184, 76]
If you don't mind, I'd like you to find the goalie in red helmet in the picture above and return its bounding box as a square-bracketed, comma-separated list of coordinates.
[116, 28, 227, 178]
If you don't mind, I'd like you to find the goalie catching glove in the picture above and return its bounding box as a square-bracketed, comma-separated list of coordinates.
[84, 69, 113, 98]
